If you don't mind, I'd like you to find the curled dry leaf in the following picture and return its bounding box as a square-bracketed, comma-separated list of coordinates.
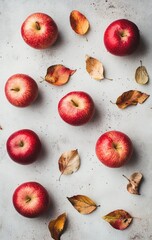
[86, 55, 104, 80]
[135, 60, 149, 85]
[48, 213, 67, 240]
[102, 209, 133, 230]
[58, 149, 80, 179]
[115, 90, 149, 109]
[123, 172, 143, 195]
[67, 195, 98, 214]
[45, 64, 76, 86]
[70, 10, 90, 35]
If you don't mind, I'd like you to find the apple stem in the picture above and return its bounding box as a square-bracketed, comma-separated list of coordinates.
[35, 21, 41, 30]
[19, 141, 24, 147]
[113, 143, 119, 150]
[10, 88, 20, 92]
[25, 196, 31, 203]
[122, 174, 130, 182]
[71, 99, 78, 107]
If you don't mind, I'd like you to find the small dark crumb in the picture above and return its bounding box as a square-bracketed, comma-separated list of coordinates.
[108, 5, 115, 9]
[0, 126, 3, 130]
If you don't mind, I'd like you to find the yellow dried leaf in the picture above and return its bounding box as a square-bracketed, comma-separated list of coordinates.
[45, 64, 76, 86]
[86, 55, 104, 80]
[123, 172, 143, 195]
[70, 10, 90, 35]
[67, 195, 98, 214]
[48, 213, 67, 240]
[135, 61, 149, 85]
[58, 150, 80, 179]
[116, 90, 149, 109]
[102, 209, 133, 230]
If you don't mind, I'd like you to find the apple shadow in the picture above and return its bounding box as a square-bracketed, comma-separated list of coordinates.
[126, 144, 140, 168]
[90, 105, 102, 125]
[38, 143, 49, 164]
[50, 32, 65, 49]
[47, 196, 56, 217]
[131, 35, 149, 58]
[37, 193, 57, 220]
[32, 90, 43, 107]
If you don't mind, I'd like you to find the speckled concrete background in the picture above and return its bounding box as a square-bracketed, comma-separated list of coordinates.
[0, 0, 152, 239]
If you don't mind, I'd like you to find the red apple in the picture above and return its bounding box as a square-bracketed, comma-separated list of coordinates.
[95, 130, 133, 168]
[5, 73, 38, 107]
[104, 19, 140, 56]
[21, 12, 58, 49]
[58, 91, 95, 126]
[6, 129, 41, 165]
[13, 182, 49, 218]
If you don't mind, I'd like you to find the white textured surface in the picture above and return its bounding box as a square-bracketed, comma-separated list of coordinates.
[0, 0, 152, 239]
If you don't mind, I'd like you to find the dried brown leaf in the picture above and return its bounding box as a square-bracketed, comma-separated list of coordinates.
[70, 10, 90, 35]
[48, 213, 67, 240]
[86, 55, 104, 80]
[45, 64, 76, 86]
[135, 61, 149, 85]
[58, 150, 80, 179]
[102, 209, 133, 230]
[116, 90, 149, 109]
[123, 172, 143, 195]
[67, 195, 98, 214]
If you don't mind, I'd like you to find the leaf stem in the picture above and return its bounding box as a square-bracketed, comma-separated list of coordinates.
[122, 174, 130, 182]
[105, 76, 113, 81]
[39, 77, 45, 83]
[110, 100, 116, 104]
[58, 173, 63, 181]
